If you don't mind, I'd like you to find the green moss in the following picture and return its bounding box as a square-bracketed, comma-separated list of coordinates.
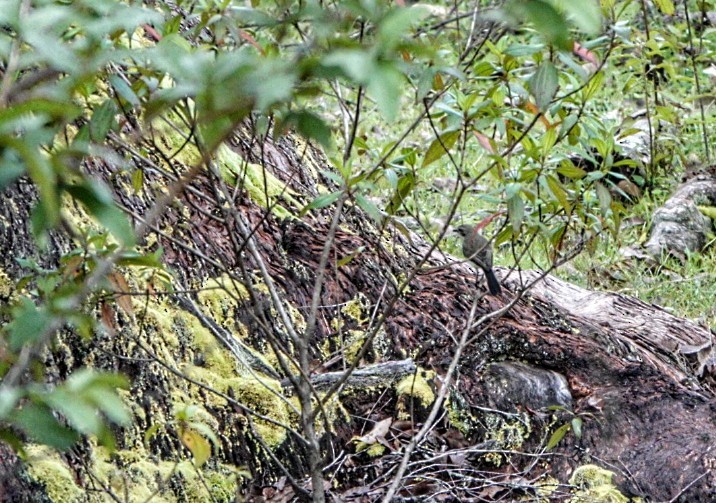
[187, 368, 290, 448]
[445, 391, 479, 436]
[89, 443, 241, 503]
[216, 144, 300, 219]
[342, 330, 369, 363]
[26, 445, 84, 503]
[534, 476, 560, 499]
[568, 465, 630, 503]
[341, 293, 370, 324]
[197, 274, 249, 329]
[395, 370, 435, 415]
[354, 441, 386, 457]
[189, 469, 240, 502]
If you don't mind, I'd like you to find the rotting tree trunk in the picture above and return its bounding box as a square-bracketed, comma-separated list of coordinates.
[1, 127, 715, 502]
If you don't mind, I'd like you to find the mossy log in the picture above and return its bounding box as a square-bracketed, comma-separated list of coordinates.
[1, 125, 716, 502]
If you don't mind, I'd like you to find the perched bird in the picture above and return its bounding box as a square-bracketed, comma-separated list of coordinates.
[454, 224, 501, 295]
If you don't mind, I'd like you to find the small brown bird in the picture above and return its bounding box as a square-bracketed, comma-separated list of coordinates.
[455, 224, 501, 295]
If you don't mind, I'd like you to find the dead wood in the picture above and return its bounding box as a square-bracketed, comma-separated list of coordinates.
[2, 128, 716, 502]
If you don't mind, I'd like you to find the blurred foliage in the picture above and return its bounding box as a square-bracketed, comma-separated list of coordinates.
[0, 0, 713, 476]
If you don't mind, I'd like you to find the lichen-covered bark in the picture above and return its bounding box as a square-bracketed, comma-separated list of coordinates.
[1, 124, 716, 502]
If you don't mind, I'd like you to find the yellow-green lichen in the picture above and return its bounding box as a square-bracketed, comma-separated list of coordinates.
[341, 330, 369, 364]
[313, 393, 350, 437]
[26, 445, 84, 503]
[186, 368, 291, 448]
[0, 268, 12, 298]
[341, 293, 371, 325]
[445, 391, 479, 436]
[91, 444, 239, 503]
[482, 412, 532, 467]
[216, 144, 300, 219]
[149, 109, 202, 167]
[197, 274, 250, 329]
[532, 475, 560, 500]
[568, 464, 630, 503]
[396, 370, 435, 415]
[354, 441, 386, 457]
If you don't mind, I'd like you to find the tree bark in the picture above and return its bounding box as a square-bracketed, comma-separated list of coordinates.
[1, 128, 715, 502]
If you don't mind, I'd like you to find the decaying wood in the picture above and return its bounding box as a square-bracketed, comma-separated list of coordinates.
[2, 126, 716, 502]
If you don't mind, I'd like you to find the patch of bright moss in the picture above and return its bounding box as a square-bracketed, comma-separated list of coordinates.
[216, 144, 300, 219]
[395, 370, 435, 416]
[341, 293, 370, 324]
[186, 367, 290, 448]
[354, 441, 386, 457]
[445, 391, 479, 436]
[197, 274, 249, 330]
[26, 445, 84, 503]
[93, 443, 238, 503]
[569, 464, 630, 503]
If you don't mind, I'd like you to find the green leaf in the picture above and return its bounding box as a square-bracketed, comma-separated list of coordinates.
[0, 388, 22, 420]
[300, 191, 342, 215]
[322, 50, 374, 83]
[86, 387, 131, 426]
[109, 75, 140, 108]
[116, 249, 164, 268]
[507, 193, 524, 232]
[546, 174, 571, 212]
[89, 100, 118, 142]
[367, 62, 402, 121]
[422, 131, 460, 168]
[64, 180, 135, 247]
[529, 61, 559, 112]
[595, 182, 612, 214]
[6, 298, 52, 350]
[571, 417, 583, 439]
[14, 404, 79, 450]
[286, 111, 332, 149]
[0, 149, 25, 190]
[144, 423, 162, 445]
[557, 161, 587, 180]
[558, 0, 602, 34]
[180, 428, 212, 467]
[558, 114, 579, 138]
[652, 0, 675, 15]
[44, 390, 102, 435]
[386, 172, 415, 215]
[337, 246, 366, 267]
[504, 0, 572, 51]
[377, 6, 428, 49]
[546, 422, 571, 450]
[356, 194, 383, 223]
[131, 169, 144, 193]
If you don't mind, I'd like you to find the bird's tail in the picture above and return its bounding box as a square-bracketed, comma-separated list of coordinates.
[485, 269, 501, 295]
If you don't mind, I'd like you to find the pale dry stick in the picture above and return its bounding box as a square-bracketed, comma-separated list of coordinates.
[299, 193, 351, 502]
[204, 154, 342, 501]
[331, 80, 353, 144]
[381, 294, 483, 502]
[460, 0, 482, 61]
